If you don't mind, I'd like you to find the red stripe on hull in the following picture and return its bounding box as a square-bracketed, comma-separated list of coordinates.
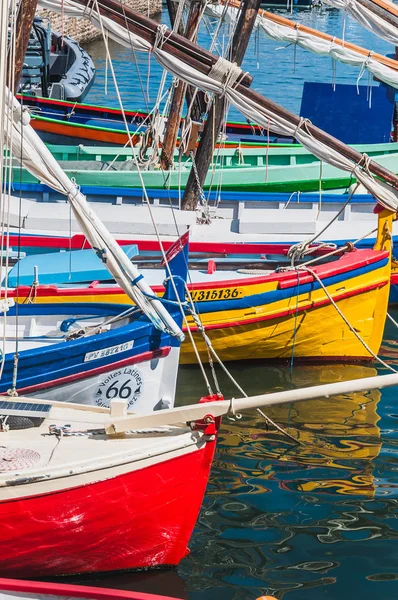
[0, 578, 179, 600]
[8, 251, 390, 302]
[7, 347, 171, 395]
[184, 279, 388, 332]
[0, 441, 216, 577]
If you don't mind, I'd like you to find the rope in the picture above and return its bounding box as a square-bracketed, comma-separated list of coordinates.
[287, 183, 359, 265]
[387, 311, 398, 329]
[207, 55, 243, 93]
[184, 294, 300, 444]
[190, 150, 212, 224]
[300, 266, 396, 373]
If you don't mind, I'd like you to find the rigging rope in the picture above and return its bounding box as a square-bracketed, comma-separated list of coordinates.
[301, 265, 396, 373]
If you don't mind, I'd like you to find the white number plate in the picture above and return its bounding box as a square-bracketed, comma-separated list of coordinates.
[84, 341, 134, 362]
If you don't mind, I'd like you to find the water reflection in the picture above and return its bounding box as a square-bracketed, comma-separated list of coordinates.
[177, 363, 398, 598]
[80, 5, 398, 596]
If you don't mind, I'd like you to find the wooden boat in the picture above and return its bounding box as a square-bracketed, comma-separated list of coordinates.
[20, 19, 95, 102]
[6, 182, 398, 249]
[0, 396, 220, 577]
[42, 141, 398, 168]
[0, 240, 188, 409]
[0, 371, 397, 578]
[0, 579, 181, 600]
[6, 209, 395, 365]
[17, 93, 291, 146]
[11, 142, 398, 194]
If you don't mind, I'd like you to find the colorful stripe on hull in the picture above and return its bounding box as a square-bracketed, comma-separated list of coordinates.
[0, 435, 216, 577]
[9, 249, 391, 363]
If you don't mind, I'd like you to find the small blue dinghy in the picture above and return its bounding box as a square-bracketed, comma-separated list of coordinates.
[6, 244, 139, 287]
[0, 241, 188, 412]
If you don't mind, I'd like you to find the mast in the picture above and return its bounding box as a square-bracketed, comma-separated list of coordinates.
[65, 0, 398, 190]
[181, 0, 261, 211]
[165, 0, 185, 34]
[11, 0, 39, 92]
[161, 0, 204, 171]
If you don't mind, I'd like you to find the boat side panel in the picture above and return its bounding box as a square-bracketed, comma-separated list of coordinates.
[0, 437, 216, 577]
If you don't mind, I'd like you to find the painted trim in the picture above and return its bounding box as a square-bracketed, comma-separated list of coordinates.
[5, 347, 171, 395]
[0, 578, 180, 600]
[184, 279, 388, 331]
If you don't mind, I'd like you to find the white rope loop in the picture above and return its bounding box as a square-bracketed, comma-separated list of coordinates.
[208, 55, 243, 95]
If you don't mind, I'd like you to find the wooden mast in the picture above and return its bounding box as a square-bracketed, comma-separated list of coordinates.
[11, 0, 39, 92]
[181, 0, 261, 211]
[72, 0, 398, 190]
[161, 0, 204, 171]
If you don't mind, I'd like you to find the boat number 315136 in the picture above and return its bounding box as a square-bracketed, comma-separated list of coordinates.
[189, 287, 242, 302]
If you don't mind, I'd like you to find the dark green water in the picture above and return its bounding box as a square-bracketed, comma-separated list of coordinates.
[73, 4, 398, 598]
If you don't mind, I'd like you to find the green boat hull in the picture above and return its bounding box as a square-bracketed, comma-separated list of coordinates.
[11, 142, 398, 194]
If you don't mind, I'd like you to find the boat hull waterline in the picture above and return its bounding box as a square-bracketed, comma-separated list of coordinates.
[9, 248, 391, 364]
[0, 405, 218, 578]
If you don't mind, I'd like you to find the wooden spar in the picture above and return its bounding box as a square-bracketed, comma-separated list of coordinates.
[181, 0, 262, 211]
[355, 0, 398, 23]
[165, 0, 206, 120]
[72, 0, 398, 190]
[10, 0, 39, 93]
[165, 0, 185, 35]
[369, 0, 398, 17]
[161, 0, 204, 171]
[72, 0, 253, 86]
[105, 372, 398, 434]
[225, 0, 398, 71]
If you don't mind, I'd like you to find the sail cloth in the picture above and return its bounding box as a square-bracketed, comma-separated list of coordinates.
[40, 0, 398, 88]
[204, 3, 398, 89]
[37, 0, 398, 211]
[322, 0, 398, 46]
[6, 90, 184, 340]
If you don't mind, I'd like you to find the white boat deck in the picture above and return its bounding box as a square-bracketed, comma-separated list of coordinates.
[0, 401, 199, 499]
[6, 194, 390, 243]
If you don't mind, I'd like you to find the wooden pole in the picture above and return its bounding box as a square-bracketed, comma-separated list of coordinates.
[72, 0, 398, 190]
[355, 0, 398, 28]
[225, 0, 398, 71]
[161, 0, 203, 171]
[73, 0, 253, 87]
[10, 0, 38, 93]
[106, 371, 398, 433]
[165, 0, 185, 34]
[181, 0, 262, 211]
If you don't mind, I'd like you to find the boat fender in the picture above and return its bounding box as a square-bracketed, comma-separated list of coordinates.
[207, 259, 216, 274]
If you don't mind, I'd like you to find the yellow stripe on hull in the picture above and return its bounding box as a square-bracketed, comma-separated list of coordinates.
[180, 284, 388, 363]
[180, 262, 390, 363]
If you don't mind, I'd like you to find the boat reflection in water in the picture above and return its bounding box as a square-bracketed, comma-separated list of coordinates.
[178, 363, 389, 598]
[213, 364, 382, 498]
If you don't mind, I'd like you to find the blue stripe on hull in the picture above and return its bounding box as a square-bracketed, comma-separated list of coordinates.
[192, 257, 389, 314]
[0, 304, 181, 392]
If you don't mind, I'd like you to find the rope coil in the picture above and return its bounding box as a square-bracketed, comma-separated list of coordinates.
[208, 56, 243, 92]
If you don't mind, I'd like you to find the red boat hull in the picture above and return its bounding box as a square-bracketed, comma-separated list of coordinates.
[0, 438, 216, 577]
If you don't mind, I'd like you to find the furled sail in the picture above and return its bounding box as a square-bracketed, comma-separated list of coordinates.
[204, 1, 398, 89]
[5, 90, 184, 340]
[37, 0, 398, 212]
[322, 0, 398, 46]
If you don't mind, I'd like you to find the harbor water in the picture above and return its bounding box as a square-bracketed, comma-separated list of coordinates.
[69, 5, 398, 599]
